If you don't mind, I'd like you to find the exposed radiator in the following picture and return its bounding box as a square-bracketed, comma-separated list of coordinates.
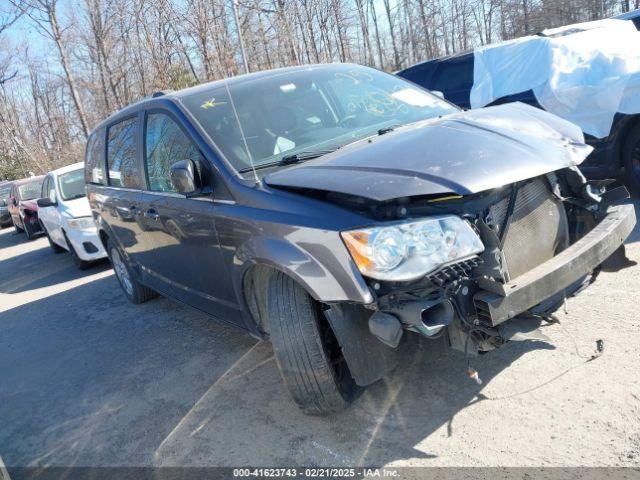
[488, 178, 569, 280]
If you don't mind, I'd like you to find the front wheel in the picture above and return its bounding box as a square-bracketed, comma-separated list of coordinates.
[63, 231, 91, 270]
[267, 271, 360, 415]
[23, 220, 35, 240]
[46, 231, 65, 253]
[107, 240, 156, 304]
[622, 123, 640, 195]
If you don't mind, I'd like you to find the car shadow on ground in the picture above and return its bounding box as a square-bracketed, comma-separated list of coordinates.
[0, 272, 554, 469]
[0, 229, 109, 294]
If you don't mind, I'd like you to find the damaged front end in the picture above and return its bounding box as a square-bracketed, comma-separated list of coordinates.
[325, 169, 635, 387]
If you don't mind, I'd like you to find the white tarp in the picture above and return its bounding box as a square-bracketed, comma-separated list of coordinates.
[470, 19, 640, 138]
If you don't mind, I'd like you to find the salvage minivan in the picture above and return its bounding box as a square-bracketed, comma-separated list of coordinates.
[86, 64, 636, 415]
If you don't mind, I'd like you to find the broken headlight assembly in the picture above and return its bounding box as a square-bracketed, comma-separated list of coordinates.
[341, 216, 484, 281]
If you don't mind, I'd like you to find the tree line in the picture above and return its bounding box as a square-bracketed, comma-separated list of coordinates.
[0, 0, 635, 180]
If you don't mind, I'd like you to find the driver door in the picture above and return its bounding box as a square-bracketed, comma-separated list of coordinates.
[138, 110, 239, 323]
[39, 175, 63, 245]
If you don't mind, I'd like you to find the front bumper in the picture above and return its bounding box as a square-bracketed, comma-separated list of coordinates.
[474, 204, 636, 326]
[65, 227, 108, 261]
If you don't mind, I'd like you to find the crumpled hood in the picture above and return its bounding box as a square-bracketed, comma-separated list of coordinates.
[20, 199, 38, 212]
[264, 102, 593, 202]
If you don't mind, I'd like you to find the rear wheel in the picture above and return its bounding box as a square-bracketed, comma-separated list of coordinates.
[267, 271, 360, 415]
[622, 124, 640, 195]
[107, 239, 156, 304]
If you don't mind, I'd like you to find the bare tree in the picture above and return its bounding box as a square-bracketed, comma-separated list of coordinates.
[10, 0, 90, 137]
[0, 0, 632, 180]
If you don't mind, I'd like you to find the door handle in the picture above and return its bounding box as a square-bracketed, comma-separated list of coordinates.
[144, 209, 160, 221]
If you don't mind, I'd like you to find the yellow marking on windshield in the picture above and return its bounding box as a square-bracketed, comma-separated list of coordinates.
[201, 98, 228, 109]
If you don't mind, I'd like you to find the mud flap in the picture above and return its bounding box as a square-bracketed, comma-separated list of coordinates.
[324, 304, 400, 387]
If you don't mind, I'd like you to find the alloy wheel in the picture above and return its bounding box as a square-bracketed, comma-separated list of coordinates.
[111, 247, 133, 296]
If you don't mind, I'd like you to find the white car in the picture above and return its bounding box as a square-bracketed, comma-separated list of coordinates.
[37, 162, 107, 269]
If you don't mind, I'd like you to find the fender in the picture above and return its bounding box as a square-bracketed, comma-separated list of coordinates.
[232, 233, 374, 308]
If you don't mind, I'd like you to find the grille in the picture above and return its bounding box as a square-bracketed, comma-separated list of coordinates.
[488, 178, 568, 280]
[427, 257, 481, 287]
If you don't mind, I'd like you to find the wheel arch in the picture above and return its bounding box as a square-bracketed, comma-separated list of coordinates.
[611, 114, 640, 168]
[234, 236, 374, 334]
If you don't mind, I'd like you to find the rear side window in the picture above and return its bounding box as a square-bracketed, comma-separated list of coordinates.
[399, 62, 438, 86]
[85, 130, 105, 185]
[145, 113, 202, 192]
[107, 117, 141, 189]
[431, 57, 474, 92]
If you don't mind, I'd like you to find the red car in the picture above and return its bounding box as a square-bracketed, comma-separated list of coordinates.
[8, 176, 45, 240]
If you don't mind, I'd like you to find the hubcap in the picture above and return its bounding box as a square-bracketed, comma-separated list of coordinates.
[111, 248, 133, 296]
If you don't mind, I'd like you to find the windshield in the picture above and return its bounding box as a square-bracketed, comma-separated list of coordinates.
[58, 169, 86, 201]
[0, 184, 11, 202]
[181, 64, 458, 176]
[18, 180, 43, 201]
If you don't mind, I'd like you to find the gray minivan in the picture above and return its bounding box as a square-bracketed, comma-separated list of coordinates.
[85, 63, 635, 415]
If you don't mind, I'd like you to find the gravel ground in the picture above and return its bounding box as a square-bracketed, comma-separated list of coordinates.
[0, 201, 639, 468]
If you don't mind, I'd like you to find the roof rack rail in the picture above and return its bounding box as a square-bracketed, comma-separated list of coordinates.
[152, 90, 173, 98]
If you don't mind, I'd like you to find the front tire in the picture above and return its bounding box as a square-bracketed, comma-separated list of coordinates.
[622, 123, 640, 195]
[63, 231, 91, 270]
[23, 219, 35, 240]
[46, 231, 65, 253]
[107, 239, 156, 304]
[268, 271, 360, 415]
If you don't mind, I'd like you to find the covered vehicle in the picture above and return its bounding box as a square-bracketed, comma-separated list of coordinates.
[86, 64, 635, 415]
[37, 162, 107, 269]
[0, 181, 13, 227]
[397, 19, 640, 192]
[613, 8, 640, 29]
[8, 176, 45, 240]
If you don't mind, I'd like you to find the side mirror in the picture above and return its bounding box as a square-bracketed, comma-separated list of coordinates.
[10, 197, 17, 206]
[37, 197, 56, 208]
[431, 90, 445, 99]
[170, 159, 199, 195]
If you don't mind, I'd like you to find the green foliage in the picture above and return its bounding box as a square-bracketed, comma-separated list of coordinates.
[168, 67, 198, 91]
[0, 154, 27, 181]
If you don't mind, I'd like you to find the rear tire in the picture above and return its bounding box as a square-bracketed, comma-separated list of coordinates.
[622, 124, 640, 195]
[267, 271, 360, 415]
[107, 239, 156, 304]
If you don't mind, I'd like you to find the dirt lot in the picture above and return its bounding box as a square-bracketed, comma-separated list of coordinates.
[1, 202, 639, 468]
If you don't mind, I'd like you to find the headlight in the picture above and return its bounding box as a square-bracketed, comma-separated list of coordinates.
[66, 216, 95, 231]
[341, 216, 484, 281]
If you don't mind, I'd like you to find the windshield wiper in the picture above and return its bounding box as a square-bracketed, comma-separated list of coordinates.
[377, 125, 397, 135]
[239, 148, 338, 173]
[279, 149, 336, 166]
